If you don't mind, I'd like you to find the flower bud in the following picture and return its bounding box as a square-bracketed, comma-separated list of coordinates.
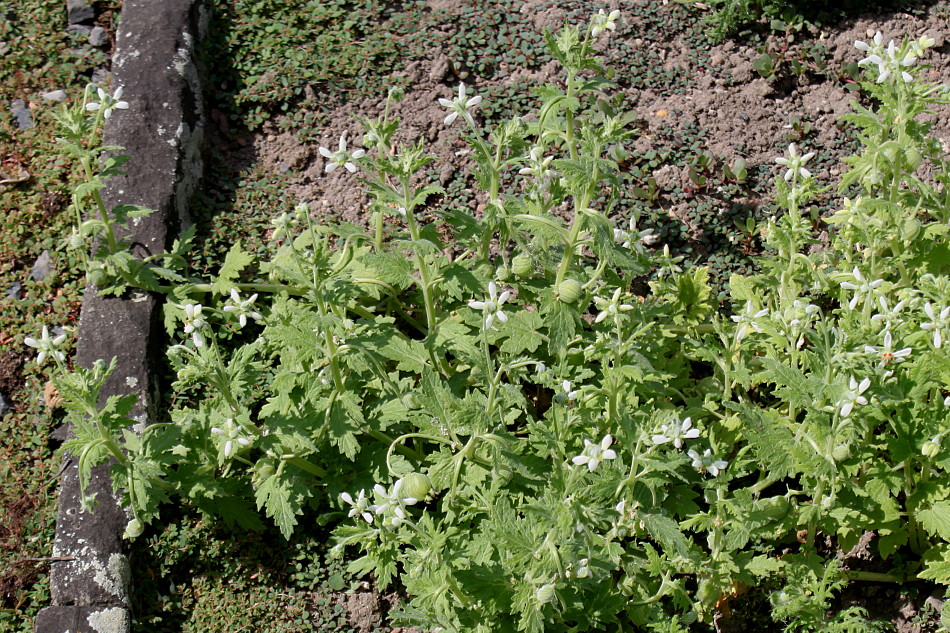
[556, 279, 581, 303]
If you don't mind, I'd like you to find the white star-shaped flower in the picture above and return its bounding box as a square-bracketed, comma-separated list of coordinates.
[222, 288, 263, 328]
[24, 325, 67, 365]
[85, 86, 129, 119]
[438, 82, 482, 127]
[652, 417, 701, 449]
[468, 281, 511, 330]
[687, 448, 728, 477]
[183, 303, 208, 348]
[572, 435, 617, 472]
[775, 143, 815, 182]
[319, 135, 365, 173]
[341, 489, 374, 524]
[837, 376, 871, 418]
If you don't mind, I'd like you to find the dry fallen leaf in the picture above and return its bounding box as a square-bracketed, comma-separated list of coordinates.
[44, 381, 64, 409]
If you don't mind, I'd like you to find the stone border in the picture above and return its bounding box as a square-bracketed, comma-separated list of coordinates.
[34, 1, 206, 632]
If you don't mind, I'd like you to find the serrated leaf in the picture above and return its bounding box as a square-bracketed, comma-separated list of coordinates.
[255, 472, 307, 539]
[738, 406, 799, 479]
[211, 242, 254, 295]
[329, 392, 362, 460]
[642, 512, 691, 559]
[760, 357, 820, 411]
[918, 501, 950, 540]
[740, 553, 785, 578]
[498, 310, 545, 355]
[363, 251, 415, 289]
[917, 559, 950, 585]
[380, 336, 430, 373]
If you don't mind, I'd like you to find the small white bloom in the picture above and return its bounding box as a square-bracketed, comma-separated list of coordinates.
[85, 86, 129, 119]
[210, 418, 254, 458]
[870, 295, 908, 330]
[837, 376, 871, 418]
[731, 302, 769, 341]
[271, 212, 298, 240]
[775, 143, 815, 182]
[864, 329, 912, 368]
[559, 379, 580, 402]
[438, 82, 482, 127]
[840, 267, 884, 310]
[613, 215, 658, 254]
[593, 287, 634, 324]
[519, 145, 556, 180]
[687, 448, 728, 477]
[341, 490, 374, 524]
[856, 33, 917, 83]
[655, 244, 684, 278]
[370, 480, 418, 528]
[651, 417, 701, 449]
[573, 558, 591, 579]
[182, 303, 207, 348]
[921, 302, 950, 349]
[590, 9, 620, 38]
[222, 288, 263, 328]
[854, 31, 884, 54]
[24, 325, 67, 365]
[319, 135, 365, 173]
[572, 434, 617, 472]
[468, 281, 511, 330]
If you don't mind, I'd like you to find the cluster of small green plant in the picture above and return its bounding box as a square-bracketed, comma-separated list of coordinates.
[0, 1, 123, 630]
[203, 0, 426, 132]
[36, 10, 950, 632]
[129, 512, 382, 633]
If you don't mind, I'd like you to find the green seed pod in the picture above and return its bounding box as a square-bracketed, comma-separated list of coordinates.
[511, 253, 532, 278]
[124, 518, 143, 539]
[397, 472, 432, 501]
[831, 444, 850, 462]
[496, 265, 510, 281]
[902, 217, 921, 242]
[882, 143, 900, 165]
[696, 578, 720, 606]
[402, 392, 421, 409]
[556, 279, 582, 303]
[761, 496, 790, 519]
[254, 459, 277, 481]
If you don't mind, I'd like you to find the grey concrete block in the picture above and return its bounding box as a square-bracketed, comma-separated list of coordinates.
[37, 2, 207, 633]
[35, 605, 129, 633]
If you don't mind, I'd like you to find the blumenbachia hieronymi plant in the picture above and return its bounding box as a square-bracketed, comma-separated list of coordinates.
[33, 11, 950, 632]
